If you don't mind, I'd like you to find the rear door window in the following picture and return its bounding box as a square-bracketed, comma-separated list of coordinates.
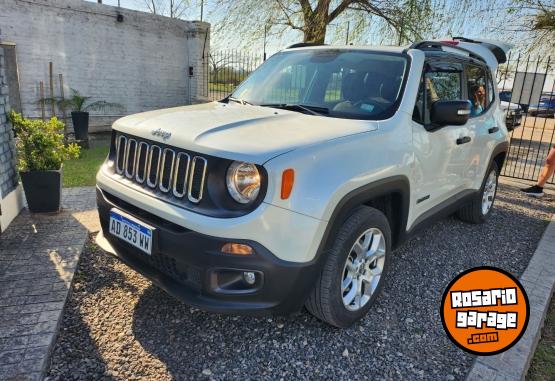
[465, 64, 490, 116]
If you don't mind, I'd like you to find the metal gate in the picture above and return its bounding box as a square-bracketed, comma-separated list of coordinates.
[202, 50, 264, 101]
[497, 53, 555, 184]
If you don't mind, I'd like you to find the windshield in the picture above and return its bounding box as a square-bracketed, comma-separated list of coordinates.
[230, 49, 409, 120]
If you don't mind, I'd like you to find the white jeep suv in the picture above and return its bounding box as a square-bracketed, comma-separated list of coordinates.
[96, 38, 510, 327]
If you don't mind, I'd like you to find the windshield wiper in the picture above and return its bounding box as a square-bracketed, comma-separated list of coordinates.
[228, 96, 252, 106]
[260, 103, 329, 116]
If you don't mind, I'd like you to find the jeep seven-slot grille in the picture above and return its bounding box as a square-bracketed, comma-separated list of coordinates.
[115, 134, 207, 203]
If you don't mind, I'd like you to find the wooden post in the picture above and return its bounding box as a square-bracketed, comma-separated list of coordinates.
[39, 81, 45, 121]
[59, 73, 67, 137]
[49, 62, 55, 117]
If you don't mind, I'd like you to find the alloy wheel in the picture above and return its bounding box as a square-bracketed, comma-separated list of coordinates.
[341, 228, 386, 311]
[481, 169, 497, 215]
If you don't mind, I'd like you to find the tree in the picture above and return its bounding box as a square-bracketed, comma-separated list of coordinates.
[213, 0, 426, 45]
[142, 0, 190, 18]
[497, 0, 555, 54]
[212, 0, 496, 48]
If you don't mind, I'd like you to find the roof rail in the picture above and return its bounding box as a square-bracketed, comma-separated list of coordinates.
[286, 42, 327, 49]
[409, 40, 485, 63]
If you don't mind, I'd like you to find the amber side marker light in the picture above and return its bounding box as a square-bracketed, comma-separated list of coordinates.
[221, 243, 253, 255]
[281, 168, 295, 200]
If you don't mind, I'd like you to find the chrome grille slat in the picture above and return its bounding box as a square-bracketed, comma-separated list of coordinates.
[188, 156, 207, 203]
[124, 139, 137, 178]
[172, 152, 190, 198]
[115, 135, 127, 175]
[159, 148, 176, 192]
[146, 145, 162, 188]
[135, 142, 149, 183]
[114, 134, 207, 203]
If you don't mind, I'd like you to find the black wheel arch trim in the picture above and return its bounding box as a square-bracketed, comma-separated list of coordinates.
[487, 141, 509, 172]
[315, 175, 411, 262]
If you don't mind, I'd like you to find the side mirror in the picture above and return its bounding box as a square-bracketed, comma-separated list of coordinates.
[430, 100, 471, 128]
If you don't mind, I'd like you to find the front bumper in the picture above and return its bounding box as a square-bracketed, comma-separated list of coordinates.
[96, 187, 321, 315]
[505, 111, 522, 128]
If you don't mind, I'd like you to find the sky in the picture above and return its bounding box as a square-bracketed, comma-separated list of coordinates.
[85, 1, 538, 55]
[85, 0, 294, 52]
[83, 1, 553, 91]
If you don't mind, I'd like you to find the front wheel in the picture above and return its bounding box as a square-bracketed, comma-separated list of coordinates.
[457, 162, 499, 224]
[305, 207, 391, 328]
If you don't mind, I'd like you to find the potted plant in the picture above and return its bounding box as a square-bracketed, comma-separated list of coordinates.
[8, 111, 80, 213]
[45, 88, 122, 141]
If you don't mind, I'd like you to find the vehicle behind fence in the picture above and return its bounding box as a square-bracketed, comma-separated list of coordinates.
[498, 53, 554, 184]
[203, 49, 555, 184]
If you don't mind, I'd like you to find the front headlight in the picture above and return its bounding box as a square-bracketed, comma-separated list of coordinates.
[226, 161, 261, 204]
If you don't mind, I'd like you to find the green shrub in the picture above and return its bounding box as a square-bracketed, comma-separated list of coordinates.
[8, 111, 81, 172]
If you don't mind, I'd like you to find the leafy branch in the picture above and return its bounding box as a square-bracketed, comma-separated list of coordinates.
[8, 111, 80, 172]
[41, 88, 124, 113]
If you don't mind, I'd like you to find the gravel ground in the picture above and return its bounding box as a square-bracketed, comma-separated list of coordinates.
[46, 182, 555, 380]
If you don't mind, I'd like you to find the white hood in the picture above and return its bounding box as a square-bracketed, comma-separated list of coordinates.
[112, 102, 378, 164]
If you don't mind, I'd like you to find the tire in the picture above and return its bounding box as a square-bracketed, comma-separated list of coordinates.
[305, 206, 391, 328]
[457, 162, 499, 224]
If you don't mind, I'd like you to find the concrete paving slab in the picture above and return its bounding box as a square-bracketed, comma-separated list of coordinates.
[0, 187, 96, 380]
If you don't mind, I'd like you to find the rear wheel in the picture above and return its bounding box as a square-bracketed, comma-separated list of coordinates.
[305, 207, 391, 328]
[457, 162, 499, 224]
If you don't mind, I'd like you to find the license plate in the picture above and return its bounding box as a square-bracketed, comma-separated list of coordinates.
[109, 209, 153, 255]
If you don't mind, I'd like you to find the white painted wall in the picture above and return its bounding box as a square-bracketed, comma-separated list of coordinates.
[0, 0, 210, 131]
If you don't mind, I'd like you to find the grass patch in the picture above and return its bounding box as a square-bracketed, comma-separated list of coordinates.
[63, 144, 109, 187]
[528, 295, 555, 380]
[209, 82, 236, 92]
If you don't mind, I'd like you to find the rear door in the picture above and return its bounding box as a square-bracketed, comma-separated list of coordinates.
[462, 61, 498, 188]
[411, 59, 472, 220]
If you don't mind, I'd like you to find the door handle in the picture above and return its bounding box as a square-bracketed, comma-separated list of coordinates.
[488, 127, 499, 134]
[456, 136, 471, 145]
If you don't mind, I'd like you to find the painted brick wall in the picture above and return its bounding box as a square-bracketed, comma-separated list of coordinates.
[0, 0, 210, 131]
[0, 47, 18, 198]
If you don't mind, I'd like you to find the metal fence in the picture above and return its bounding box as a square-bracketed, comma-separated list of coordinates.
[203, 50, 555, 184]
[497, 53, 555, 184]
[202, 50, 264, 101]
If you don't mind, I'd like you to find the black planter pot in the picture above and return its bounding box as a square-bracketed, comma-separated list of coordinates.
[20, 169, 62, 213]
[71, 111, 89, 141]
